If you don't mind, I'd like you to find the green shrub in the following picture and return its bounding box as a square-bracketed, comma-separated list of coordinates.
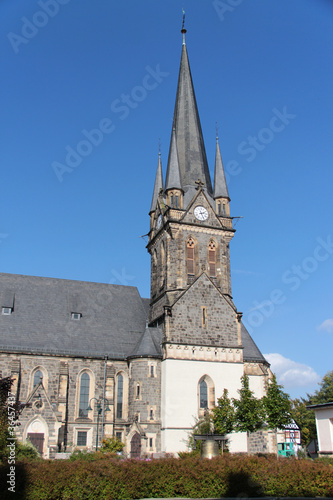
[16, 440, 41, 461]
[178, 449, 200, 458]
[100, 437, 124, 453]
[315, 456, 333, 465]
[0, 454, 332, 499]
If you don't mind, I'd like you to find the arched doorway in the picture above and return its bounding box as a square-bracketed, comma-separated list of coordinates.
[26, 418, 47, 456]
[130, 432, 141, 458]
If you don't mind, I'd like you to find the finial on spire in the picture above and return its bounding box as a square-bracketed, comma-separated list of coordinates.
[181, 8, 187, 44]
[158, 137, 161, 156]
[215, 121, 219, 141]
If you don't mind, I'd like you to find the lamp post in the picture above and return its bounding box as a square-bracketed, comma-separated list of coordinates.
[87, 398, 111, 451]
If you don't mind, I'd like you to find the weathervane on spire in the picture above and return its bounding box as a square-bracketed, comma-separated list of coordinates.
[181, 8, 187, 44]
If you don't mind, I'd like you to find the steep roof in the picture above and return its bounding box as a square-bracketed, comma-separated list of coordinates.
[241, 323, 268, 364]
[150, 153, 163, 213]
[0, 273, 149, 359]
[213, 136, 230, 200]
[170, 40, 212, 195]
[165, 128, 182, 191]
[130, 325, 163, 359]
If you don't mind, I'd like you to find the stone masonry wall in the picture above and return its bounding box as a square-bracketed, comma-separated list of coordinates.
[167, 274, 239, 347]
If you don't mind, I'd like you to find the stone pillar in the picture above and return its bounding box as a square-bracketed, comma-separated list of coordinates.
[104, 364, 115, 437]
[57, 362, 68, 424]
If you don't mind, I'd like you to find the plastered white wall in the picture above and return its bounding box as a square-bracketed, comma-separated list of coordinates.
[315, 408, 333, 452]
[161, 358, 245, 453]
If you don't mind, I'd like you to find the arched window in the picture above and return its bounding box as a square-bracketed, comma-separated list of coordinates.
[208, 241, 216, 277]
[198, 375, 215, 415]
[186, 238, 195, 276]
[33, 370, 43, 388]
[199, 380, 208, 409]
[79, 373, 90, 417]
[116, 374, 124, 419]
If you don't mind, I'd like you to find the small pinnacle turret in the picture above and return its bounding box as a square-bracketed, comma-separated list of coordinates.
[165, 128, 182, 191]
[213, 135, 230, 200]
[150, 152, 163, 214]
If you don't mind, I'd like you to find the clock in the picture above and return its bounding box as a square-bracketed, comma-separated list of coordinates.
[194, 206, 208, 221]
[156, 215, 163, 229]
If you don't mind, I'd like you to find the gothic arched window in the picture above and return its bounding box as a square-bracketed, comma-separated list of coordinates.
[199, 380, 208, 409]
[79, 373, 90, 417]
[198, 375, 215, 415]
[208, 241, 216, 278]
[33, 370, 43, 388]
[186, 238, 195, 276]
[116, 374, 124, 419]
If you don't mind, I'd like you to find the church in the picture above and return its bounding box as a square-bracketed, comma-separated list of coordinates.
[0, 26, 271, 458]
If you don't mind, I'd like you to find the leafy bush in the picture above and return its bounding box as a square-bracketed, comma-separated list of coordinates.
[69, 449, 120, 462]
[0, 454, 332, 499]
[100, 437, 124, 453]
[178, 449, 200, 458]
[16, 440, 41, 461]
[315, 456, 333, 465]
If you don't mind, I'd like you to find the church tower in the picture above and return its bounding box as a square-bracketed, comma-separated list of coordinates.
[148, 23, 268, 453]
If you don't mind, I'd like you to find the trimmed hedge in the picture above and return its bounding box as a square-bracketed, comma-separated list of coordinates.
[1, 454, 333, 499]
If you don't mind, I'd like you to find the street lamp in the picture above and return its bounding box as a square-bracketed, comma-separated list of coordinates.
[86, 398, 111, 451]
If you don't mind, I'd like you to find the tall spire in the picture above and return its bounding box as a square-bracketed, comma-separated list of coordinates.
[165, 128, 182, 191]
[169, 27, 213, 195]
[213, 134, 230, 200]
[150, 150, 163, 213]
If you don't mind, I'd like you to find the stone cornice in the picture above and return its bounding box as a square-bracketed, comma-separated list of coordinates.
[163, 343, 243, 363]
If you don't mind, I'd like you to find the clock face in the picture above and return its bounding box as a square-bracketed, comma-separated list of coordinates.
[194, 206, 209, 221]
[156, 215, 163, 229]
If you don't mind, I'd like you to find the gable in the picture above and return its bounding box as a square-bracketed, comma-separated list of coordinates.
[167, 273, 239, 347]
[180, 189, 222, 229]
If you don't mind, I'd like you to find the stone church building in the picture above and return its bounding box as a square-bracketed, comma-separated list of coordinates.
[0, 28, 271, 458]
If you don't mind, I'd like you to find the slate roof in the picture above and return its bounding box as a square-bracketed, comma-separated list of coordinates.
[0, 273, 152, 359]
[129, 325, 163, 359]
[165, 128, 182, 191]
[170, 41, 213, 195]
[150, 153, 163, 214]
[241, 323, 268, 364]
[213, 137, 230, 200]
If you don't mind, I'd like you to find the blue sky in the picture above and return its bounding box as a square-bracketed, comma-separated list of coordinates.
[1, 0, 332, 399]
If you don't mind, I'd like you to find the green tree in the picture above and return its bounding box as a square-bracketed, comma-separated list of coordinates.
[308, 370, 333, 405]
[187, 410, 214, 452]
[212, 389, 235, 435]
[291, 370, 333, 446]
[233, 374, 264, 433]
[291, 398, 316, 446]
[263, 375, 292, 429]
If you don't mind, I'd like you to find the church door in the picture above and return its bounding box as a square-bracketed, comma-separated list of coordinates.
[27, 432, 44, 455]
[130, 432, 141, 458]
